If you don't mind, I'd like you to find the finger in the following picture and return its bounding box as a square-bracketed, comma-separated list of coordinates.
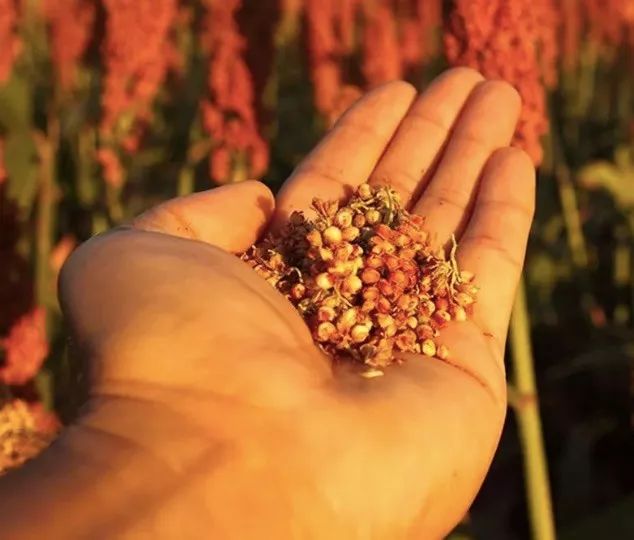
[412, 81, 521, 245]
[368, 67, 484, 208]
[274, 81, 416, 226]
[456, 147, 536, 349]
[132, 181, 275, 253]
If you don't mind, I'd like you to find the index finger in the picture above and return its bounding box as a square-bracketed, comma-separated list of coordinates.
[274, 81, 416, 227]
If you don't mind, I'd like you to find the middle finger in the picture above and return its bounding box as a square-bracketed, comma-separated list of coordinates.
[368, 67, 484, 208]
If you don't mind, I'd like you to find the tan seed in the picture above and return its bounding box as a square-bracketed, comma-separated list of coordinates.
[361, 268, 381, 284]
[357, 183, 373, 200]
[317, 305, 336, 322]
[378, 279, 393, 296]
[366, 255, 383, 268]
[352, 214, 366, 227]
[376, 313, 395, 329]
[416, 325, 434, 340]
[361, 299, 376, 312]
[418, 299, 436, 318]
[323, 226, 343, 245]
[395, 234, 410, 247]
[451, 305, 467, 322]
[365, 209, 381, 224]
[337, 308, 358, 330]
[385, 324, 398, 337]
[390, 270, 408, 287]
[351, 324, 371, 343]
[334, 244, 353, 261]
[433, 310, 451, 326]
[399, 248, 416, 260]
[421, 339, 436, 357]
[395, 330, 417, 351]
[342, 226, 360, 241]
[436, 344, 450, 359]
[420, 275, 432, 290]
[435, 297, 449, 311]
[385, 255, 400, 271]
[306, 229, 322, 247]
[344, 274, 363, 294]
[316, 322, 336, 341]
[377, 296, 392, 313]
[398, 294, 418, 311]
[318, 247, 334, 261]
[334, 209, 353, 228]
[459, 270, 474, 283]
[406, 316, 418, 329]
[316, 272, 334, 290]
[363, 286, 380, 300]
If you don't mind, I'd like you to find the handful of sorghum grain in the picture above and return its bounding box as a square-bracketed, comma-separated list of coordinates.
[242, 183, 478, 376]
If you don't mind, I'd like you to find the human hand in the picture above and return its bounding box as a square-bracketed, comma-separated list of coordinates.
[0, 68, 534, 539]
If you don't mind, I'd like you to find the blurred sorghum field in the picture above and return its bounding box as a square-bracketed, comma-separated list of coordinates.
[0, 1, 633, 538]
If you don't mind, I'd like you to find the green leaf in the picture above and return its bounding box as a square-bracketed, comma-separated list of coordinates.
[0, 73, 33, 131]
[578, 146, 634, 209]
[4, 129, 39, 211]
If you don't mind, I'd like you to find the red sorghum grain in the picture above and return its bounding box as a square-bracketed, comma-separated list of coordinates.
[241, 183, 478, 375]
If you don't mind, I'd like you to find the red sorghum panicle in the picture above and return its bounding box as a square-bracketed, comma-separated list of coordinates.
[44, 0, 96, 91]
[200, 0, 269, 184]
[444, 0, 557, 165]
[0, 399, 60, 475]
[49, 235, 76, 278]
[101, 0, 177, 132]
[361, 0, 403, 85]
[242, 183, 478, 374]
[0, 307, 48, 386]
[0, 0, 21, 84]
[584, 0, 634, 49]
[399, 0, 442, 71]
[305, 0, 348, 115]
[99, 0, 176, 185]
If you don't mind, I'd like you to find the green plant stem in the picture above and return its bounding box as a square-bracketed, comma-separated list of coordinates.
[548, 128, 604, 324]
[628, 211, 634, 328]
[556, 164, 588, 269]
[613, 223, 630, 325]
[510, 278, 556, 540]
[33, 113, 59, 412]
[106, 185, 124, 224]
[177, 165, 194, 197]
[34, 120, 59, 318]
[35, 145, 53, 310]
[75, 129, 98, 208]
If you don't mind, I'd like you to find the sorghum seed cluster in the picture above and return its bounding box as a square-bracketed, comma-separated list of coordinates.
[242, 183, 478, 375]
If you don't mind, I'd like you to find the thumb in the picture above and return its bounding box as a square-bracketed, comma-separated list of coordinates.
[132, 181, 275, 253]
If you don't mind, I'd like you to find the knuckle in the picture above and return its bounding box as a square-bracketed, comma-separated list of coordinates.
[406, 108, 451, 134]
[467, 233, 523, 270]
[427, 186, 469, 212]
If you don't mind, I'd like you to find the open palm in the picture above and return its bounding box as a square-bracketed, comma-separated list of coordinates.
[53, 68, 535, 539]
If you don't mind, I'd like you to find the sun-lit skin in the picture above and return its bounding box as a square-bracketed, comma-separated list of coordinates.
[0, 68, 535, 539]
